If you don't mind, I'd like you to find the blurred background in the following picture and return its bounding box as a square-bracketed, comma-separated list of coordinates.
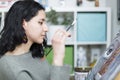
[0, 0, 119, 80]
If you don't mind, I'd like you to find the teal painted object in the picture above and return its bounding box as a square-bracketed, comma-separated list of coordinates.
[77, 12, 107, 42]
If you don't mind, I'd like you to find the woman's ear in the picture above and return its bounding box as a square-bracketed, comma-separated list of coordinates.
[22, 19, 27, 30]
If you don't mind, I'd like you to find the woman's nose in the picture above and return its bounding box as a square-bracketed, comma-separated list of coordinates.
[43, 23, 48, 32]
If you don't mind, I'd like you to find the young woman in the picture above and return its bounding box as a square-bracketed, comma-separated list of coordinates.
[0, 0, 71, 80]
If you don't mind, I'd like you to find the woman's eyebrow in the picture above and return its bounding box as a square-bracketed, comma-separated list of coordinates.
[39, 19, 46, 21]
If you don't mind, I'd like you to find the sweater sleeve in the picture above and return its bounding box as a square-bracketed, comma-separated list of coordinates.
[50, 65, 71, 80]
[16, 71, 32, 80]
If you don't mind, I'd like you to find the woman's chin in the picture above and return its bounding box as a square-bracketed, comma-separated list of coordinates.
[37, 39, 44, 44]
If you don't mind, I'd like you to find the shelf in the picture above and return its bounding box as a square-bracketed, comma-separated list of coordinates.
[0, 8, 9, 12]
[47, 42, 75, 46]
[76, 42, 107, 45]
[46, 8, 111, 68]
[46, 7, 111, 12]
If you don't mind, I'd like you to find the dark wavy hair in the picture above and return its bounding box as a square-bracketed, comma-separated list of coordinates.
[0, 0, 47, 58]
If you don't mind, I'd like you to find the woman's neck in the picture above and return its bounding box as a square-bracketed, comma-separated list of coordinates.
[6, 40, 32, 55]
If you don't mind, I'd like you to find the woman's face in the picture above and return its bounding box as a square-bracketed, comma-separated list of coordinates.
[23, 10, 48, 44]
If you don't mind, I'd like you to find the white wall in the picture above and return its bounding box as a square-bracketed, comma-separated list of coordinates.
[106, 0, 120, 39]
[48, 0, 106, 8]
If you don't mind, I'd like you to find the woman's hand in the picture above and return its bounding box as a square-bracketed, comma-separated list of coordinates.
[51, 29, 71, 66]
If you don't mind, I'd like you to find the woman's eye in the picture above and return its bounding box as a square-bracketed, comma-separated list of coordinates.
[38, 22, 43, 25]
